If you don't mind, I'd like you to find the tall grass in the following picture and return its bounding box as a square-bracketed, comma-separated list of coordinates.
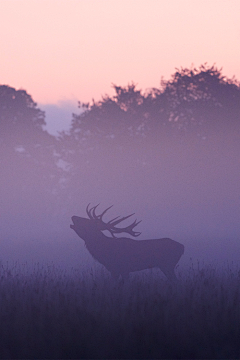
[0, 261, 240, 359]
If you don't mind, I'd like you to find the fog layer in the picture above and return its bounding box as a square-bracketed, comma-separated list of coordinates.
[1, 66, 240, 273]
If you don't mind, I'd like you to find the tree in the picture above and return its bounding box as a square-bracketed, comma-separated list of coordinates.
[63, 64, 240, 146]
[0, 85, 61, 236]
[57, 64, 240, 213]
[59, 64, 240, 178]
[149, 64, 240, 136]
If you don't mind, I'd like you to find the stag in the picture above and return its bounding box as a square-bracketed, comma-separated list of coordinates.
[70, 204, 184, 281]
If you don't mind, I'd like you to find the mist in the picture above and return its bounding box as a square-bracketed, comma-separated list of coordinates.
[68, 131, 240, 267]
[1, 70, 240, 275]
[41, 100, 79, 136]
[1, 123, 239, 271]
[1, 68, 240, 358]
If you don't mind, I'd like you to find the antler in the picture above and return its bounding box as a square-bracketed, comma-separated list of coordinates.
[86, 204, 114, 220]
[107, 215, 141, 237]
[86, 204, 141, 237]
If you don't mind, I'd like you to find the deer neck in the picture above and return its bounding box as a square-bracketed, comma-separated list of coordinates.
[82, 228, 108, 247]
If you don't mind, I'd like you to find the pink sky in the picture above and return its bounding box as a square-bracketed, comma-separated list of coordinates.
[0, 0, 240, 106]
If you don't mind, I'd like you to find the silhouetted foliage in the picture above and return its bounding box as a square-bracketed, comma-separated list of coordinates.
[62, 64, 240, 148]
[0, 85, 60, 233]
[57, 64, 240, 213]
[152, 63, 240, 135]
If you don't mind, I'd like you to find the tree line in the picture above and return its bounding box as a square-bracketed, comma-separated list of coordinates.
[1, 64, 240, 233]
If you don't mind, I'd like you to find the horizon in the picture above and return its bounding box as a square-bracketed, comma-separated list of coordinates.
[1, 0, 239, 107]
[1, 0, 239, 134]
[10, 63, 240, 136]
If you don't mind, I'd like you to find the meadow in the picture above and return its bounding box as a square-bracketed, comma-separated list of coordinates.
[0, 260, 240, 359]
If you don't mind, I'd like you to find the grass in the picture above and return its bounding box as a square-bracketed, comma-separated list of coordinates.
[0, 261, 240, 359]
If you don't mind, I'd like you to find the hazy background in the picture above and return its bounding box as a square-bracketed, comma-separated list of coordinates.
[0, 0, 240, 274]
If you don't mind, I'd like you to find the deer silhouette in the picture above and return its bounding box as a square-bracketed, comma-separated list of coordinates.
[70, 204, 184, 281]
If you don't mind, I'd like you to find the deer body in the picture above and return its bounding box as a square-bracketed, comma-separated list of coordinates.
[70, 205, 184, 281]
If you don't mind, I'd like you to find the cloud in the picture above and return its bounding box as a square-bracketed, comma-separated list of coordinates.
[40, 99, 81, 136]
